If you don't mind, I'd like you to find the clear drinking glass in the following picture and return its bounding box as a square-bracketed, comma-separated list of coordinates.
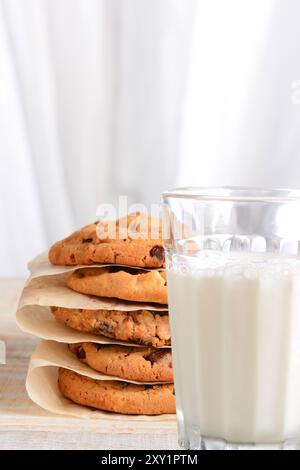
[162, 187, 300, 450]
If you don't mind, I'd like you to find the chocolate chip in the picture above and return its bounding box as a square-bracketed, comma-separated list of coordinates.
[133, 338, 147, 346]
[172, 387, 175, 395]
[96, 344, 103, 351]
[109, 266, 124, 273]
[98, 322, 113, 334]
[110, 266, 139, 275]
[82, 238, 93, 243]
[76, 346, 86, 359]
[149, 245, 165, 261]
[144, 349, 169, 364]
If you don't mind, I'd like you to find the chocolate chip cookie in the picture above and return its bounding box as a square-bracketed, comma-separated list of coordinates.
[51, 307, 170, 347]
[58, 368, 175, 415]
[67, 267, 167, 304]
[49, 212, 165, 268]
[69, 343, 173, 382]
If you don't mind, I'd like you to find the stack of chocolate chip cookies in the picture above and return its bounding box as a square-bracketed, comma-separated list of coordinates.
[48, 213, 175, 415]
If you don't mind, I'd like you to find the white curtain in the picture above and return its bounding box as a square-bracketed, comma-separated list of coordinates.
[1, 0, 300, 276]
[179, 0, 300, 188]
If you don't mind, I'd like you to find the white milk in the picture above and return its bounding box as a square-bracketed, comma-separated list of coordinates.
[167, 252, 300, 444]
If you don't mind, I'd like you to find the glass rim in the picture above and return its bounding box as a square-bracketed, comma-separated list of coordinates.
[161, 186, 300, 203]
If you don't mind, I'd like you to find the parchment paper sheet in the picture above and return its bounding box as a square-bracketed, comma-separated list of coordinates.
[19, 272, 168, 312]
[28, 251, 164, 280]
[26, 341, 176, 422]
[29, 340, 172, 384]
[17, 305, 169, 347]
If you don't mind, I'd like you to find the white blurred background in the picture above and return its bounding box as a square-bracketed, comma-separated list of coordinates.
[1, 0, 300, 276]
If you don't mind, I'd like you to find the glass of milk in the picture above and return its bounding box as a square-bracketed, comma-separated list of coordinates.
[162, 187, 300, 450]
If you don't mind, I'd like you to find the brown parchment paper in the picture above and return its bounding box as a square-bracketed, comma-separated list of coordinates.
[28, 251, 164, 280]
[28, 340, 172, 384]
[26, 342, 176, 423]
[17, 305, 170, 347]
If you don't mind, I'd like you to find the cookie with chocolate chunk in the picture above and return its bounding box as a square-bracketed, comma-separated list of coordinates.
[58, 368, 175, 415]
[69, 342, 173, 382]
[51, 307, 170, 347]
[49, 212, 165, 268]
[67, 267, 167, 304]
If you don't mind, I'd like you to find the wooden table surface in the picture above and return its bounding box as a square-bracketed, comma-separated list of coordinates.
[0, 279, 178, 450]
